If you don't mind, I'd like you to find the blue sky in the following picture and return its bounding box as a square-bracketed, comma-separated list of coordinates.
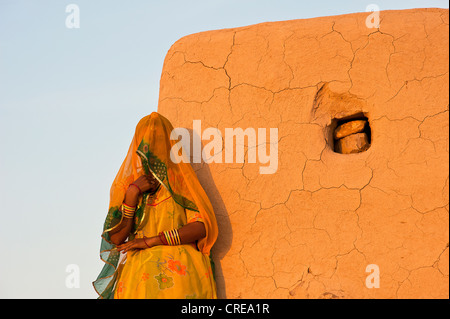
[0, 0, 448, 298]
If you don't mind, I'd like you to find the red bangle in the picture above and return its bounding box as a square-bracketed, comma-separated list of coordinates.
[129, 183, 142, 194]
[159, 232, 168, 245]
[143, 236, 152, 248]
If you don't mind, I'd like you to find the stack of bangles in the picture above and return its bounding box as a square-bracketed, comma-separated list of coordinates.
[121, 203, 136, 219]
[158, 229, 181, 246]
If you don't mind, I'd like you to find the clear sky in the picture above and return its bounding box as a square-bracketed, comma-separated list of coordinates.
[0, 0, 448, 299]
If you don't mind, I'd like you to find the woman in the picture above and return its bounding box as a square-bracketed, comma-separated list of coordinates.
[93, 112, 218, 299]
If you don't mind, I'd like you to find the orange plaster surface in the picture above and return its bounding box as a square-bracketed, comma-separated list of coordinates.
[157, 8, 449, 298]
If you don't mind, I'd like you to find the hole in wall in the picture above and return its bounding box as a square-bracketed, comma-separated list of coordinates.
[330, 112, 371, 154]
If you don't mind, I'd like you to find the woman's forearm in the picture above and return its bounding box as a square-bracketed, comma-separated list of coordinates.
[109, 188, 140, 245]
[109, 218, 133, 245]
[146, 221, 206, 247]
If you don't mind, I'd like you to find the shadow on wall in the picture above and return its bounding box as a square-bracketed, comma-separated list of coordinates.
[187, 128, 232, 299]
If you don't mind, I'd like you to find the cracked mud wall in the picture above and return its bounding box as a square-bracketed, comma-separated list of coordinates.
[157, 8, 449, 298]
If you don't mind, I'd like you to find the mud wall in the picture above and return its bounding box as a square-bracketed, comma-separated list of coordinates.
[158, 8, 449, 298]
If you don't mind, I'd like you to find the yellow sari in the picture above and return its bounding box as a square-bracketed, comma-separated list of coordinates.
[93, 112, 218, 299]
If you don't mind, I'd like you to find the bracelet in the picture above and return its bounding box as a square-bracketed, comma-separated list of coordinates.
[143, 236, 152, 248]
[160, 229, 181, 246]
[158, 232, 168, 245]
[129, 183, 142, 194]
[121, 203, 136, 219]
[122, 212, 134, 219]
[122, 202, 136, 211]
[172, 229, 181, 245]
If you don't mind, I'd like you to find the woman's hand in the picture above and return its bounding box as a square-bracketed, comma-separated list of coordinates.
[129, 174, 160, 195]
[116, 237, 154, 253]
[124, 175, 160, 207]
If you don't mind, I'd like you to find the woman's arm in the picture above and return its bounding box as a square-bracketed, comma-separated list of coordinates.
[109, 175, 159, 245]
[108, 187, 140, 245]
[178, 221, 206, 243]
[116, 221, 206, 253]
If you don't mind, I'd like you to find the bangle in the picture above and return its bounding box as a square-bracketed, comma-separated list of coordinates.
[161, 229, 181, 246]
[129, 183, 142, 194]
[172, 229, 181, 245]
[143, 236, 152, 248]
[122, 202, 136, 211]
[121, 203, 136, 219]
[159, 232, 168, 245]
[122, 211, 134, 218]
[122, 212, 134, 219]
[163, 231, 172, 245]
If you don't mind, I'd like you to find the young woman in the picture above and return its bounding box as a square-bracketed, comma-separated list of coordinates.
[93, 112, 218, 299]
